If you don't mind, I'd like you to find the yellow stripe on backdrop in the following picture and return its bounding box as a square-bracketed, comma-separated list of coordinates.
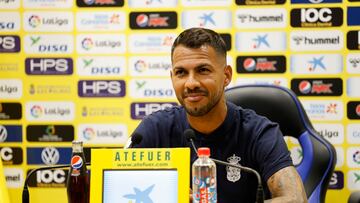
[0, 159, 10, 203]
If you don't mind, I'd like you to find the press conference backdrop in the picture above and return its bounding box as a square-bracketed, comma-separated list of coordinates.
[0, 0, 359, 202]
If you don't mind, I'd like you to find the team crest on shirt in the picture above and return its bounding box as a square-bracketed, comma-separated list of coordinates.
[226, 154, 241, 182]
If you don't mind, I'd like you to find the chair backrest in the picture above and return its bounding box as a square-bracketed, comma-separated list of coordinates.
[225, 84, 336, 203]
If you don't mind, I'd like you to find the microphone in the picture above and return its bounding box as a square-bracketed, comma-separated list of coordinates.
[124, 133, 143, 149]
[22, 163, 90, 203]
[184, 129, 264, 203]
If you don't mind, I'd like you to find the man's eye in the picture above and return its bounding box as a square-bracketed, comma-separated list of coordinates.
[175, 70, 185, 76]
[199, 68, 209, 73]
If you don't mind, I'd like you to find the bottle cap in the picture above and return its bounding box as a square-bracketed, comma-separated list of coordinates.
[197, 147, 210, 157]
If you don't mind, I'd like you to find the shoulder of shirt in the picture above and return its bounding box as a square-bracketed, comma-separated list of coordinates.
[228, 101, 275, 126]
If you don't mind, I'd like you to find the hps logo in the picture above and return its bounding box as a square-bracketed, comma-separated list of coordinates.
[25, 58, 73, 75]
[0, 35, 20, 53]
[131, 102, 177, 119]
[78, 80, 126, 97]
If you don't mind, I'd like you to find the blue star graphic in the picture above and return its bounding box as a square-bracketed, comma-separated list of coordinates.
[123, 184, 155, 203]
[252, 34, 269, 49]
[199, 12, 215, 26]
[308, 56, 326, 71]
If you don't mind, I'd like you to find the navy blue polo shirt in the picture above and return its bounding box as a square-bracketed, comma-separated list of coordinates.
[133, 102, 293, 203]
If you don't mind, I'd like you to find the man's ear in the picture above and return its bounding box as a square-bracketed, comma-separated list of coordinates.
[224, 65, 232, 87]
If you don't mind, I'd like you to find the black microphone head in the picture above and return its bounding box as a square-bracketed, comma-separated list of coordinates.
[184, 129, 196, 141]
[131, 133, 143, 145]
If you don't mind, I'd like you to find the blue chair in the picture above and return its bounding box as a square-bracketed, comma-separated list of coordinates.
[225, 84, 336, 203]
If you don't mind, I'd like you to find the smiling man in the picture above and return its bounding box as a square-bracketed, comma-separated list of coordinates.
[132, 27, 307, 203]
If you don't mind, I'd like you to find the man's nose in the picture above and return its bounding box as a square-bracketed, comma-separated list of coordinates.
[184, 74, 200, 89]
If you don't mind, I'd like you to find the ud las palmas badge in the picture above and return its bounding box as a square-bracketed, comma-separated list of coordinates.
[226, 154, 241, 182]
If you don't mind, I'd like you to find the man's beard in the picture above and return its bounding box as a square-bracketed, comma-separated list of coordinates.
[178, 88, 222, 117]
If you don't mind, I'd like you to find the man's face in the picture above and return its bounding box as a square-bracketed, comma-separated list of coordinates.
[171, 45, 232, 117]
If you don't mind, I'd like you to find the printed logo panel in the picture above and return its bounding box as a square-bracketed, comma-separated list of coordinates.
[290, 54, 342, 74]
[347, 77, 360, 97]
[181, 0, 231, 6]
[347, 31, 359, 50]
[129, 79, 176, 99]
[347, 101, 360, 120]
[347, 170, 360, 190]
[0, 12, 20, 32]
[0, 147, 23, 165]
[336, 147, 344, 167]
[27, 169, 68, 187]
[347, 124, 360, 144]
[76, 11, 126, 31]
[235, 8, 286, 29]
[291, 78, 343, 96]
[28, 82, 72, 98]
[301, 100, 343, 121]
[290, 7, 343, 28]
[0, 79, 22, 99]
[0, 125, 22, 142]
[26, 147, 72, 165]
[129, 33, 176, 53]
[25, 101, 74, 121]
[0, 102, 22, 120]
[78, 124, 127, 144]
[23, 11, 73, 32]
[0, 35, 20, 53]
[76, 0, 124, 7]
[129, 56, 171, 77]
[347, 53, 360, 74]
[129, 12, 177, 29]
[0, 0, 20, 9]
[347, 147, 360, 168]
[4, 168, 23, 188]
[235, 77, 288, 88]
[81, 104, 124, 120]
[78, 80, 126, 97]
[130, 102, 178, 119]
[236, 32, 286, 52]
[24, 34, 73, 54]
[182, 10, 232, 29]
[291, 0, 342, 3]
[236, 56, 286, 73]
[313, 123, 344, 144]
[77, 56, 126, 77]
[26, 125, 74, 142]
[235, 0, 285, 5]
[290, 30, 343, 51]
[328, 171, 344, 190]
[25, 58, 73, 75]
[76, 34, 125, 54]
[348, 7, 360, 26]
[128, 0, 177, 7]
[23, 0, 72, 8]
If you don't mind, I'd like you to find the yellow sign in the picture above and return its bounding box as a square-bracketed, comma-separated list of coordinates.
[90, 148, 190, 203]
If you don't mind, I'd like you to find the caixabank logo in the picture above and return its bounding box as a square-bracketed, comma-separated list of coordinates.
[236, 0, 285, 5]
[236, 55, 286, 73]
[129, 12, 177, 29]
[0, 147, 23, 165]
[0, 102, 22, 120]
[347, 101, 360, 120]
[27, 168, 68, 187]
[25, 58, 73, 75]
[77, 0, 123, 7]
[78, 80, 126, 97]
[0, 35, 20, 53]
[26, 125, 74, 142]
[291, 78, 342, 96]
[347, 31, 360, 50]
[290, 7, 343, 28]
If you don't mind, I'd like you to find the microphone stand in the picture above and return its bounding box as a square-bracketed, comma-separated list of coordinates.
[22, 163, 90, 203]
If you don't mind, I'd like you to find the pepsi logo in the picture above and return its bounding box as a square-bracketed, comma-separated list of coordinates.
[243, 58, 256, 71]
[356, 104, 360, 117]
[71, 155, 83, 169]
[136, 14, 149, 27]
[299, 80, 311, 94]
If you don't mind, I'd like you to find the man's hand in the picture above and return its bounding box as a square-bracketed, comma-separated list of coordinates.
[265, 166, 308, 203]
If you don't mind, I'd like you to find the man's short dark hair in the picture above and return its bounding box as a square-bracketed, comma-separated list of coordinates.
[171, 27, 227, 59]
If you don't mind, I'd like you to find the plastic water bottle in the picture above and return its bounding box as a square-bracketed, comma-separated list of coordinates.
[192, 147, 217, 203]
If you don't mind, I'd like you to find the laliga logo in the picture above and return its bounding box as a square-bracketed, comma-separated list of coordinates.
[356, 104, 360, 117]
[0, 125, 7, 142]
[299, 81, 312, 94]
[31, 105, 43, 118]
[134, 60, 147, 73]
[243, 58, 256, 71]
[353, 151, 360, 164]
[83, 127, 95, 140]
[71, 155, 83, 169]
[82, 38, 94, 51]
[136, 14, 149, 27]
[29, 15, 41, 28]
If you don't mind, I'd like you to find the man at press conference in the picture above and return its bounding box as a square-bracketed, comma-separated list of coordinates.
[131, 27, 308, 203]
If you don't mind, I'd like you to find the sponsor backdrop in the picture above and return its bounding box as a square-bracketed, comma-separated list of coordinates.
[0, 0, 359, 202]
